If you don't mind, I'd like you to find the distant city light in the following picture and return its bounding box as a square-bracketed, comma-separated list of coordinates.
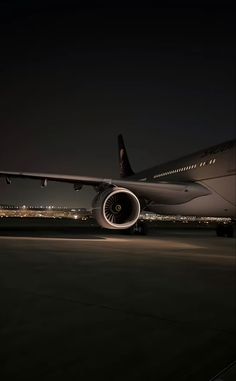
[0, 204, 232, 225]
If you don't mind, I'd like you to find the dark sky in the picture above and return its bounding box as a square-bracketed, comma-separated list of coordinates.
[0, 1, 235, 207]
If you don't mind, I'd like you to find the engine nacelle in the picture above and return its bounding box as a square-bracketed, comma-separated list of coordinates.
[92, 187, 140, 229]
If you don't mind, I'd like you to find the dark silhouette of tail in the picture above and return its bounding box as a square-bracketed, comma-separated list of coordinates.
[118, 134, 134, 178]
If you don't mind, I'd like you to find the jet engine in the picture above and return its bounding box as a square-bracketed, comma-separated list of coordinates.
[92, 187, 140, 229]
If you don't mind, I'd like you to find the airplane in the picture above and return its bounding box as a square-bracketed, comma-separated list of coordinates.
[0, 135, 236, 236]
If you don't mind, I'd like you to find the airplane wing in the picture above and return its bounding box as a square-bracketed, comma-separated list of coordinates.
[0, 170, 210, 205]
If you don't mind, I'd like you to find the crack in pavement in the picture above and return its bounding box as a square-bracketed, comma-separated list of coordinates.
[4, 286, 236, 336]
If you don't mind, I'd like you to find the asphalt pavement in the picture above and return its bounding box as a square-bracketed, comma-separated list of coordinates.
[0, 227, 235, 380]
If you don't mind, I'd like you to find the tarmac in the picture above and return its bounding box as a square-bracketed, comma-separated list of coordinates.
[0, 224, 235, 381]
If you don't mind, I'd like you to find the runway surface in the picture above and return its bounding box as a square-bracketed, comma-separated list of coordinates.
[0, 228, 235, 381]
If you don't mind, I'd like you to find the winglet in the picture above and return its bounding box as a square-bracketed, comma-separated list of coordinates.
[118, 134, 134, 178]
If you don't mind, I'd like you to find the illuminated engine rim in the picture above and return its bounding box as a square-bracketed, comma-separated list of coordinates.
[102, 188, 140, 228]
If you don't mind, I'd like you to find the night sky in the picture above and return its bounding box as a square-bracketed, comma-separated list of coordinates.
[0, 2, 235, 207]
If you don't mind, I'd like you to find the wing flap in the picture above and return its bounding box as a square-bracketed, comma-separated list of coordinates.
[0, 171, 211, 205]
[0, 171, 105, 186]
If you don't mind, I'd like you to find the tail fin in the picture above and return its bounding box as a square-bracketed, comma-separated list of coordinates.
[118, 134, 134, 178]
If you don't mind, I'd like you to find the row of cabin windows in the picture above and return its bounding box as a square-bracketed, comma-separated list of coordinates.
[153, 158, 216, 179]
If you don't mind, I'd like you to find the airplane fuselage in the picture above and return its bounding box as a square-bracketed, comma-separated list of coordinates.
[131, 139, 236, 217]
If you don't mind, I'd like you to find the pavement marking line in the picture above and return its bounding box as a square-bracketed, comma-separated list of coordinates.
[208, 360, 236, 381]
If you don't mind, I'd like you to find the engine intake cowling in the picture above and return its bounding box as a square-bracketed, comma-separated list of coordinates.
[92, 187, 140, 229]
